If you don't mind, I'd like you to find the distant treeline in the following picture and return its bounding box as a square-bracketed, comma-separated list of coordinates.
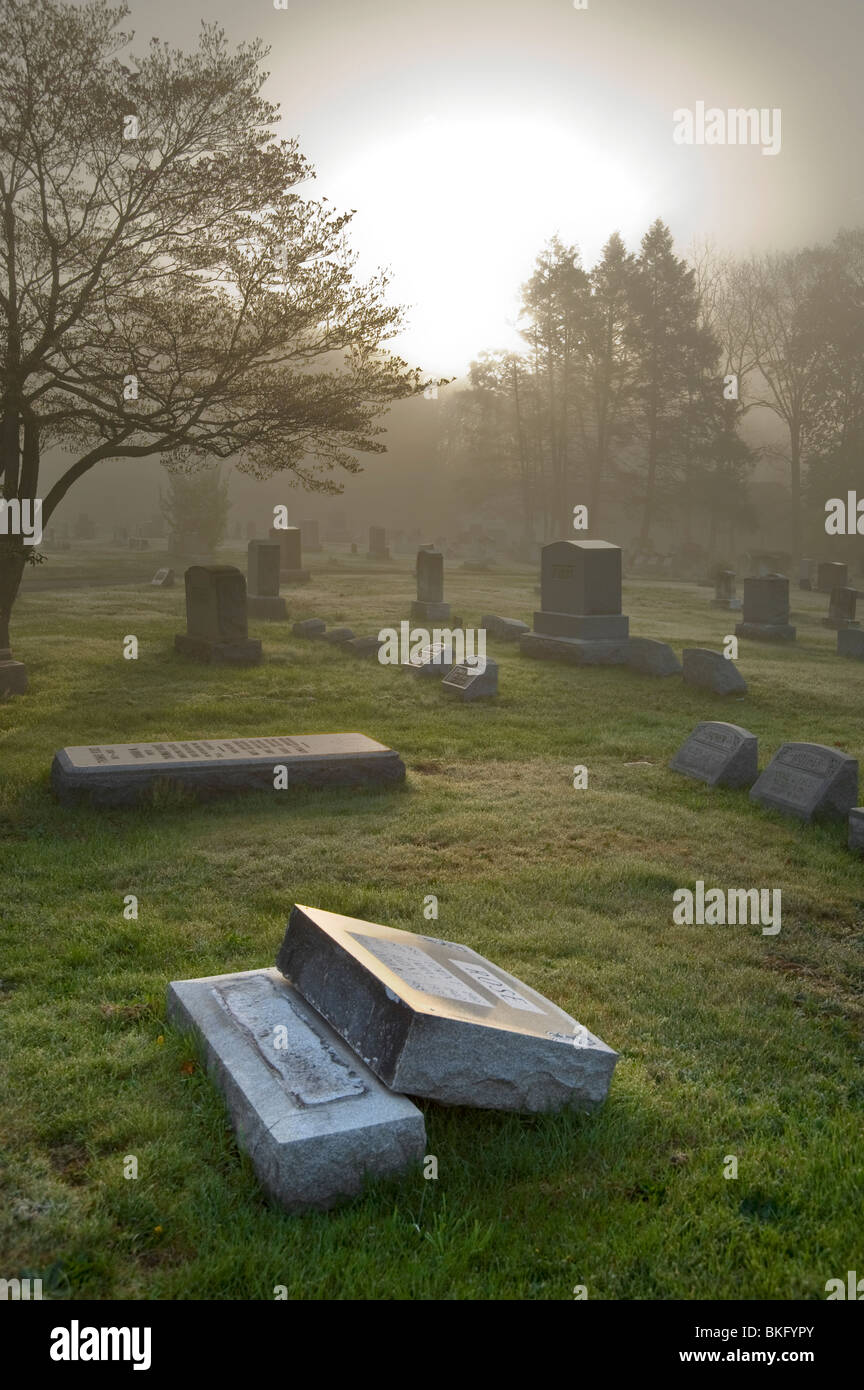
[440, 221, 864, 564]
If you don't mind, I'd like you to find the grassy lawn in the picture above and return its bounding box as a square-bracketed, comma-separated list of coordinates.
[1, 549, 862, 1300]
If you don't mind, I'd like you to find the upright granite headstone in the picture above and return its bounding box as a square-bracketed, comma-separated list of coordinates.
[822, 587, 858, 630]
[276, 905, 618, 1112]
[750, 743, 858, 822]
[174, 566, 262, 665]
[669, 721, 758, 788]
[534, 539, 627, 640]
[247, 541, 286, 620]
[367, 526, 390, 560]
[817, 561, 847, 593]
[269, 527, 309, 584]
[151, 567, 175, 588]
[838, 628, 864, 660]
[441, 659, 499, 700]
[52, 732, 406, 807]
[300, 520, 322, 552]
[735, 575, 795, 642]
[167, 967, 425, 1213]
[411, 549, 450, 621]
[798, 558, 814, 591]
[711, 570, 741, 610]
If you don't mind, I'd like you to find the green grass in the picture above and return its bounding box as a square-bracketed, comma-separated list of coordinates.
[1, 551, 862, 1300]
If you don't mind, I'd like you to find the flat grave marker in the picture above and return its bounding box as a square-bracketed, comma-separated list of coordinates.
[442, 659, 499, 700]
[52, 732, 406, 807]
[167, 968, 425, 1213]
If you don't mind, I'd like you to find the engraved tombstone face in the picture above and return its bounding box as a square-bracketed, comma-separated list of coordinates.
[416, 548, 444, 602]
[185, 566, 248, 640]
[540, 540, 622, 616]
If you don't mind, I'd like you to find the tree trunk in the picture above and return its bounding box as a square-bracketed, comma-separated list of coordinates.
[0, 538, 27, 651]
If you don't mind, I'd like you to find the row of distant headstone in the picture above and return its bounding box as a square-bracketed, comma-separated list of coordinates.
[166, 903, 618, 1212]
[671, 720, 864, 850]
[711, 562, 864, 657]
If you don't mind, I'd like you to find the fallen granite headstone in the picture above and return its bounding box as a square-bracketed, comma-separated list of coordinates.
[750, 742, 858, 822]
[292, 618, 326, 637]
[167, 968, 425, 1212]
[669, 721, 758, 788]
[51, 733, 406, 807]
[682, 648, 748, 695]
[322, 627, 356, 644]
[624, 637, 681, 677]
[276, 905, 618, 1112]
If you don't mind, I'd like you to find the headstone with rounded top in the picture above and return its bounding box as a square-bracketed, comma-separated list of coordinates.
[174, 565, 262, 664]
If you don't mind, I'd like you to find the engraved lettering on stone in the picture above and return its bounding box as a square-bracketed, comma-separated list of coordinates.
[351, 935, 493, 1006]
[450, 960, 546, 1013]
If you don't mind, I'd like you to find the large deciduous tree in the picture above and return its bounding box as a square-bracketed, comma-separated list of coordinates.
[0, 0, 426, 664]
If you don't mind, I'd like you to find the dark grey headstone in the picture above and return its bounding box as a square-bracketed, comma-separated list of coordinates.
[625, 637, 681, 676]
[750, 743, 858, 822]
[838, 628, 864, 660]
[407, 641, 455, 677]
[682, 648, 748, 695]
[441, 659, 499, 700]
[669, 721, 758, 788]
[480, 614, 530, 641]
[151, 567, 175, 588]
[248, 540, 281, 598]
[51, 732, 406, 807]
[276, 906, 619, 1112]
[322, 627, 355, 644]
[534, 539, 628, 640]
[799, 558, 814, 590]
[817, 561, 847, 593]
[822, 586, 859, 630]
[520, 632, 630, 665]
[175, 566, 262, 665]
[848, 808, 864, 852]
[270, 526, 310, 582]
[711, 570, 741, 609]
[166, 968, 425, 1212]
[735, 575, 795, 641]
[416, 548, 444, 603]
[292, 618, 326, 637]
[344, 635, 385, 658]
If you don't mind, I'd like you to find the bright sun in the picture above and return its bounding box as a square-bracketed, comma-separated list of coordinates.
[323, 113, 650, 376]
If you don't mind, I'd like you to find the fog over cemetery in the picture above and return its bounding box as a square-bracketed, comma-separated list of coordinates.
[2, 0, 864, 1319]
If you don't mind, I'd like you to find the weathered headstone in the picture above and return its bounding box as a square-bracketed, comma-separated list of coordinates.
[682, 648, 748, 695]
[534, 539, 627, 640]
[750, 743, 858, 822]
[441, 659, 499, 700]
[367, 526, 390, 560]
[0, 648, 28, 695]
[410, 548, 450, 621]
[292, 618, 326, 637]
[174, 566, 262, 664]
[344, 635, 385, 658]
[276, 906, 618, 1112]
[838, 628, 864, 660]
[817, 560, 847, 593]
[711, 570, 741, 610]
[322, 627, 356, 644]
[151, 567, 175, 588]
[669, 721, 758, 788]
[269, 527, 309, 584]
[300, 519, 322, 552]
[822, 586, 859, 630]
[848, 808, 864, 852]
[51, 733, 406, 807]
[480, 614, 529, 642]
[247, 541, 286, 620]
[625, 637, 681, 676]
[798, 558, 814, 591]
[167, 968, 425, 1213]
[735, 575, 795, 642]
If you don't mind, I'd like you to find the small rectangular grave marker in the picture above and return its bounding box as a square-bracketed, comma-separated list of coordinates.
[276, 905, 618, 1112]
[51, 732, 405, 807]
[151, 567, 175, 588]
[441, 659, 499, 700]
[749, 742, 858, 822]
[167, 968, 425, 1212]
[669, 720, 758, 788]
